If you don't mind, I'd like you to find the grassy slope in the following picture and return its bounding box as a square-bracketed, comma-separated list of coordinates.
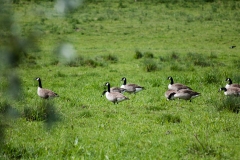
[1, 1, 240, 159]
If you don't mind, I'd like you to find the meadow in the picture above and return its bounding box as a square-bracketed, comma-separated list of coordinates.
[1, 0, 240, 159]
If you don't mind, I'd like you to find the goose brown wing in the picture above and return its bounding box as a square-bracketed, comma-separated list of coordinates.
[228, 87, 240, 95]
[127, 84, 144, 91]
[175, 83, 192, 90]
[44, 89, 59, 97]
[176, 89, 200, 100]
[180, 89, 199, 95]
[111, 87, 126, 93]
[231, 84, 240, 88]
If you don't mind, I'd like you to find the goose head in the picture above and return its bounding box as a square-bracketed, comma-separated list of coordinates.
[167, 92, 176, 100]
[219, 87, 227, 92]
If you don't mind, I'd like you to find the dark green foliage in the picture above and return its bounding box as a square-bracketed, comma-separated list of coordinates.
[105, 54, 118, 62]
[55, 71, 67, 78]
[159, 56, 166, 62]
[156, 114, 181, 124]
[23, 105, 47, 121]
[0, 124, 5, 152]
[142, 58, 158, 72]
[104, 112, 115, 118]
[170, 64, 184, 71]
[187, 134, 218, 157]
[64, 56, 84, 67]
[2, 145, 28, 159]
[135, 50, 157, 72]
[0, 103, 20, 152]
[186, 52, 211, 67]
[208, 52, 217, 59]
[50, 58, 59, 65]
[188, 142, 217, 157]
[143, 52, 154, 58]
[231, 75, 240, 84]
[0, 39, 32, 68]
[232, 59, 240, 69]
[134, 50, 143, 59]
[23, 102, 60, 124]
[204, 0, 215, 2]
[170, 51, 179, 60]
[80, 110, 92, 118]
[118, 0, 127, 8]
[215, 96, 240, 113]
[7, 74, 22, 101]
[0, 103, 19, 118]
[12, 0, 20, 4]
[24, 54, 37, 66]
[134, 50, 154, 59]
[157, 51, 218, 71]
[63, 55, 104, 68]
[83, 59, 98, 68]
[2, 143, 47, 159]
[148, 79, 161, 87]
[96, 54, 118, 63]
[60, 54, 116, 67]
[202, 69, 221, 84]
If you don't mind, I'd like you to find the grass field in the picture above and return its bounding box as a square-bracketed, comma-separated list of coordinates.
[1, 0, 240, 159]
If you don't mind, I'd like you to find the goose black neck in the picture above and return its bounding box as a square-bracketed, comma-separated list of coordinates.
[221, 87, 227, 91]
[123, 78, 127, 85]
[228, 79, 232, 85]
[38, 79, 42, 88]
[107, 83, 110, 92]
[170, 77, 174, 85]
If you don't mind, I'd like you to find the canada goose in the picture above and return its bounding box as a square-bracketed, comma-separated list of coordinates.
[120, 77, 144, 94]
[164, 89, 176, 99]
[219, 87, 240, 96]
[230, 46, 236, 49]
[103, 82, 129, 104]
[167, 89, 200, 102]
[35, 77, 59, 99]
[225, 78, 240, 89]
[167, 76, 192, 91]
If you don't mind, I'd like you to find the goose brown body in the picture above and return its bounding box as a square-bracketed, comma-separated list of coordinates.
[167, 89, 200, 102]
[36, 77, 59, 99]
[120, 77, 144, 94]
[167, 76, 192, 91]
[103, 82, 129, 104]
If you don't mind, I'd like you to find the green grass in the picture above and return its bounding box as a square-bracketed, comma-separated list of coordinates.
[1, 0, 240, 159]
